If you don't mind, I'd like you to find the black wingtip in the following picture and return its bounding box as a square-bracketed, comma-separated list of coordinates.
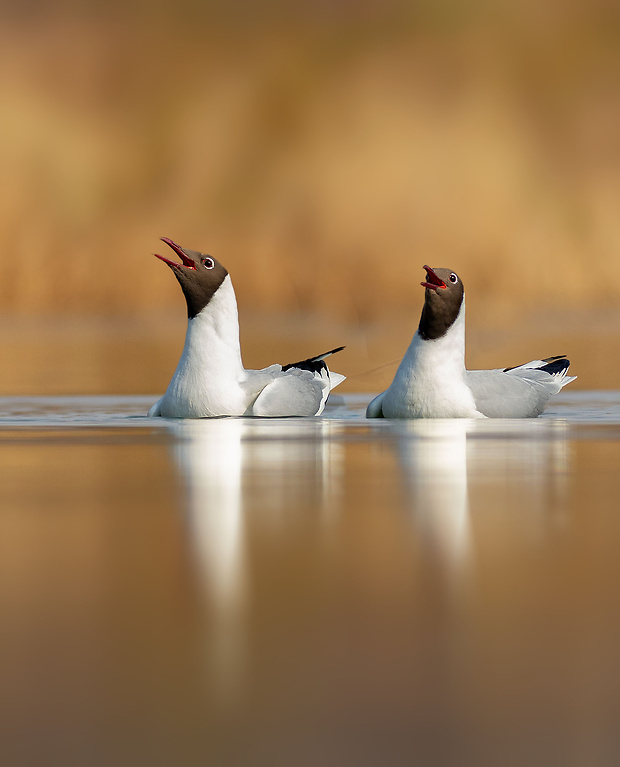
[282, 346, 345, 373]
[540, 357, 571, 375]
[503, 355, 570, 374]
[322, 345, 345, 358]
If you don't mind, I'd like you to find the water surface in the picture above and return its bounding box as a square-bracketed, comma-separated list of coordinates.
[1, 392, 620, 765]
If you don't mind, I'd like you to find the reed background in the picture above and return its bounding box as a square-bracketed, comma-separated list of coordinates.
[1, 0, 619, 394]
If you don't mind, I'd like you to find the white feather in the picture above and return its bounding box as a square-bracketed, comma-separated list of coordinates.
[380, 302, 484, 418]
[151, 275, 344, 418]
[368, 295, 575, 419]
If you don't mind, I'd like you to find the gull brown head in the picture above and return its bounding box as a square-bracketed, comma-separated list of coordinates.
[154, 237, 229, 319]
[418, 266, 465, 340]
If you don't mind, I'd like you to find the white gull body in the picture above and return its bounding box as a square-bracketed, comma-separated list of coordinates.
[149, 239, 345, 419]
[367, 266, 575, 419]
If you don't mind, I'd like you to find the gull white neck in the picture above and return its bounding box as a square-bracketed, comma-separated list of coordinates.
[383, 300, 478, 418]
[173, 275, 244, 385]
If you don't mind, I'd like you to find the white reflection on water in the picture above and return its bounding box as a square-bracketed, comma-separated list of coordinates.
[396, 418, 570, 579]
[398, 420, 472, 577]
[168, 412, 571, 701]
[239, 420, 344, 529]
[170, 418, 341, 698]
[172, 419, 246, 698]
[173, 419, 246, 605]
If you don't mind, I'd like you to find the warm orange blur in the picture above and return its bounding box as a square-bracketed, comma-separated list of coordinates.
[1, 1, 619, 392]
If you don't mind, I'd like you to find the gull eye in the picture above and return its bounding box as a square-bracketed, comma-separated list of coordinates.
[202, 257, 215, 270]
[449, 273, 458, 284]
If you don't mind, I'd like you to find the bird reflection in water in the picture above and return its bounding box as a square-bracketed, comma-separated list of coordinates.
[398, 420, 472, 581]
[395, 418, 570, 583]
[167, 411, 571, 710]
[171, 419, 246, 701]
[170, 418, 341, 700]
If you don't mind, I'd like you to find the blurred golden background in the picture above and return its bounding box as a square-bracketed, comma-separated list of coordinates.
[1, 0, 620, 394]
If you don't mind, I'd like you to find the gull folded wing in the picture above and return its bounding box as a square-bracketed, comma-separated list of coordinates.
[247, 371, 326, 417]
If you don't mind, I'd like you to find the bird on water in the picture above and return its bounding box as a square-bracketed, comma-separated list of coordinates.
[149, 238, 345, 418]
[366, 266, 575, 419]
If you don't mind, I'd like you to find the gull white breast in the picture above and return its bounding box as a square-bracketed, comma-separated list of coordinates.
[367, 266, 575, 419]
[149, 238, 345, 418]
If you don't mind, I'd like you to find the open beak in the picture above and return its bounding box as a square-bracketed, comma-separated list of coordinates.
[154, 237, 197, 270]
[421, 265, 447, 291]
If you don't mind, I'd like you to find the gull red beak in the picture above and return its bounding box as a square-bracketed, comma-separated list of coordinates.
[154, 237, 197, 270]
[421, 265, 447, 291]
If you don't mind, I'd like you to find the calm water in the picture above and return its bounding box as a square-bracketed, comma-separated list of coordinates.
[2, 392, 620, 765]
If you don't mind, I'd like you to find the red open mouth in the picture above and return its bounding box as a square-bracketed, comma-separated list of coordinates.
[154, 237, 197, 270]
[420, 265, 446, 290]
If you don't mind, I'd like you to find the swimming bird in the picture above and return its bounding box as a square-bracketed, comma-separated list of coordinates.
[148, 238, 345, 418]
[366, 266, 575, 419]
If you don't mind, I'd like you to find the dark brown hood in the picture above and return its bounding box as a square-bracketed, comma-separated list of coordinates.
[418, 266, 465, 340]
[155, 237, 229, 319]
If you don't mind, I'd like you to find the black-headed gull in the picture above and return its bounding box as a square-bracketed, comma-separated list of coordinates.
[148, 238, 345, 418]
[366, 266, 575, 418]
